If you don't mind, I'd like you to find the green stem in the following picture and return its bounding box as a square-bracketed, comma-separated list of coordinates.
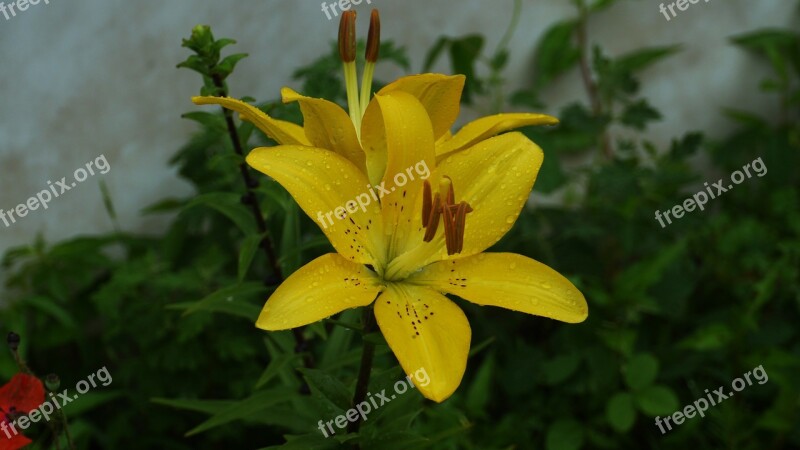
[575, 1, 612, 160]
[58, 410, 75, 450]
[347, 306, 377, 438]
[208, 74, 314, 370]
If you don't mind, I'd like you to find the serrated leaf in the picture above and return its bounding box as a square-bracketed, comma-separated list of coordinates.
[213, 53, 249, 79]
[181, 111, 226, 131]
[620, 99, 661, 130]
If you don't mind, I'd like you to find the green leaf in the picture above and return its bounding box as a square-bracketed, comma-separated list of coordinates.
[256, 352, 299, 389]
[546, 419, 584, 450]
[635, 385, 679, 416]
[21, 296, 76, 329]
[185, 388, 295, 436]
[172, 281, 268, 320]
[213, 53, 249, 79]
[238, 234, 263, 282]
[261, 433, 344, 450]
[465, 354, 494, 415]
[606, 392, 636, 432]
[362, 431, 431, 450]
[615, 45, 681, 74]
[448, 35, 485, 103]
[181, 111, 227, 131]
[152, 397, 236, 415]
[186, 192, 257, 235]
[534, 20, 580, 89]
[730, 29, 799, 78]
[678, 323, 733, 351]
[620, 99, 661, 130]
[63, 391, 123, 416]
[544, 354, 580, 385]
[298, 368, 352, 411]
[624, 353, 659, 390]
[378, 41, 411, 71]
[422, 37, 450, 73]
[280, 201, 302, 275]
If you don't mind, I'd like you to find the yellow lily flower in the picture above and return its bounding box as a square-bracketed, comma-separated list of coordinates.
[192, 11, 557, 187]
[193, 10, 588, 402]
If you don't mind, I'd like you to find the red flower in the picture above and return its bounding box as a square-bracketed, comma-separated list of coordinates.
[0, 374, 45, 450]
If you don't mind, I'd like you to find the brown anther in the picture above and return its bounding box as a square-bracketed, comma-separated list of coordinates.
[366, 9, 381, 63]
[423, 192, 442, 242]
[338, 11, 357, 63]
[421, 177, 472, 255]
[422, 180, 432, 227]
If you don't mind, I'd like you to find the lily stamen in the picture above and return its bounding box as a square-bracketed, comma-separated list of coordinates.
[422, 178, 473, 255]
[360, 9, 380, 115]
[338, 11, 361, 135]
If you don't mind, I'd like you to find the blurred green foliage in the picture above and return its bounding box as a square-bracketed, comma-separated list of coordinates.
[1, 1, 799, 448]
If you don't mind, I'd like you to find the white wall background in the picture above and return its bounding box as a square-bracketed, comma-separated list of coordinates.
[0, 0, 795, 258]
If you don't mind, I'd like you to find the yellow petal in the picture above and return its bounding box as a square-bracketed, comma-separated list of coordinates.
[247, 145, 386, 267]
[408, 252, 588, 323]
[257, 254, 383, 330]
[192, 96, 310, 146]
[359, 99, 389, 186]
[387, 132, 542, 276]
[437, 113, 558, 156]
[374, 283, 470, 402]
[281, 87, 366, 173]
[378, 74, 465, 141]
[362, 92, 436, 259]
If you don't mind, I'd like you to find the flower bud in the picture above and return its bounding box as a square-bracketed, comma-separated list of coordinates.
[45, 374, 61, 392]
[7, 332, 20, 351]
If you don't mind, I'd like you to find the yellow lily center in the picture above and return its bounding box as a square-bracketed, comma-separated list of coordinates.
[421, 177, 473, 255]
[382, 176, 473, 282]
